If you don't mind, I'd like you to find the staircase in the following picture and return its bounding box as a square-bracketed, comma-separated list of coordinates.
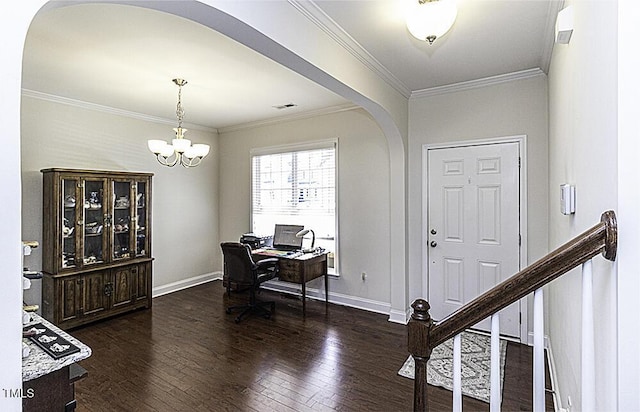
[408, 210, 617, 411]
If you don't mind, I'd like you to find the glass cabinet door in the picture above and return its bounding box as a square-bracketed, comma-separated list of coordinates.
[135, 180, 148, 257]
[112, 179, 133, 260]
[61, 178, 79, 269]
[82, 179, 106, 266]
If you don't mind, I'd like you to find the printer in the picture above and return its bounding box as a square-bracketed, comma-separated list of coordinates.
[239, 233, 273, 249]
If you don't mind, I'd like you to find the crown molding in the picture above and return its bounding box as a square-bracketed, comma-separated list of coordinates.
[23, 88, 358, 135]
[218, 103, 360, 134]
[21, 88, 218, 133]
[288, 0, 411, 99]
[410, 68, 547, 100]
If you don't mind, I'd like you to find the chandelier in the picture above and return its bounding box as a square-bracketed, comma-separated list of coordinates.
[406, 0, 458, 45]
[147, 78, 210, 168]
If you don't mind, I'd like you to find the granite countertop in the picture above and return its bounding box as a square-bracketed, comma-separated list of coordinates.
[22, 313, 92, 382]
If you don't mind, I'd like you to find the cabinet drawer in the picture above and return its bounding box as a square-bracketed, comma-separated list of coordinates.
[278, 259, 302, 283]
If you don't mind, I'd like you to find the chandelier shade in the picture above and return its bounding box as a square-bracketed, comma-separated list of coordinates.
[406, 0, 458, 44]
[147, 78, 211, 168]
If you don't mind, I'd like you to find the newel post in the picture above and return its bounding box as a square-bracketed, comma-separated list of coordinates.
[408, 299, 434, 412]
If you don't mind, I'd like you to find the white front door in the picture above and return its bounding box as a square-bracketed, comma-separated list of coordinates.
[427, 142, 521, 337]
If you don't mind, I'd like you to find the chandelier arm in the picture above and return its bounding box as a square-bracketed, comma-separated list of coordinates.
[180, 156, 203, 168]
[155, 153, 169, 166]
[156, 153, 180, 167]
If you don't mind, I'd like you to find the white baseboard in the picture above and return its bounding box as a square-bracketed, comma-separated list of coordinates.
[153, 275, 395, 319]
[261, 279, 391, 316]
[152, 272, 221, 298]
[388, 308, 410, 324]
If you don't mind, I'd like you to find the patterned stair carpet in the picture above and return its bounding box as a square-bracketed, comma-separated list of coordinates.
[398, 331, 507, 403]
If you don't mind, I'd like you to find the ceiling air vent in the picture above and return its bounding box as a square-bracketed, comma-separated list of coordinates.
[272, 103, 298, 110]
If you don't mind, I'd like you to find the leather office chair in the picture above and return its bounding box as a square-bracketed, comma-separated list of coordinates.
[220, 242, 278, 323]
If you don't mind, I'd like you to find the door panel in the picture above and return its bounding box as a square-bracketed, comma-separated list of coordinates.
[428, 142, 520, 337]
[478, 185, 500, 244]
[112, 267, 134, 308]
[444, 258, 463, 304]
[444, 187, 464, 242]
[135, 263, 149, 302]
[60, 275, 80, 322]
[83, 271, 108, 316]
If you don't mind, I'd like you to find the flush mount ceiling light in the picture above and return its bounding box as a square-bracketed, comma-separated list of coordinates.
[406, 0, 458, 45]
[147, 78, 210, 168]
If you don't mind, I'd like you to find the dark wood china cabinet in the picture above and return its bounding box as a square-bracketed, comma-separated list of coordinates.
[41, 168, 153, 329]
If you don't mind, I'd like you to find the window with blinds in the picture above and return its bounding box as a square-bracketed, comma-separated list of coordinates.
[251, 141, 338, 271]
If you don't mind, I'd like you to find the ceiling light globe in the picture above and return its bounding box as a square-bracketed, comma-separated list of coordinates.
[159, 143, 175, 158]
[172, 138, 192, 153]
[192, 144, 210, 158]
[147, 139, 167, 154]
[406, 0, 457, 43]
[183, 145, 199, 160]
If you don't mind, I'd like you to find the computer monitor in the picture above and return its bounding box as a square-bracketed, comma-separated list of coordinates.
[273, 224, 304, 250]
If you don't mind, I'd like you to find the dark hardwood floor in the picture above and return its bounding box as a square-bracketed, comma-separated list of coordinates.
[70, 280, 553, 411]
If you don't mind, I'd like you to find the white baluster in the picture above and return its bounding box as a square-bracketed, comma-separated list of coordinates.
[453, 333, 462, 412]
[533, 288, 545, 412]
[490, 313, 501, 411]
[582, 259, 595, 411]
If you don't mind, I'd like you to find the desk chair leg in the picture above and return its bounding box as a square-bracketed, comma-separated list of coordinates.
[225, 288, 275, 323]
[226, 301, 274, 323]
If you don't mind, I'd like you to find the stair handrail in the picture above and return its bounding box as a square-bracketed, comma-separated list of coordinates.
[408, 210, 617, 411]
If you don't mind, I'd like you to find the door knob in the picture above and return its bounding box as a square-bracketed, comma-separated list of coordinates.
[430, 229, 437, 235]
[430, 241, 437, 247]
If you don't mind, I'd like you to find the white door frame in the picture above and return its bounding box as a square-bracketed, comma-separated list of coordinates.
[422, 135, 528, 342]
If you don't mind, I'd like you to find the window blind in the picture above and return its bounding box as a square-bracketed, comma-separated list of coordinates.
[252, 146, 336, 217]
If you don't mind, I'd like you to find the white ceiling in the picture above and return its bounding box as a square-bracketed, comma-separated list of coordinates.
[22, 0, 562, 131]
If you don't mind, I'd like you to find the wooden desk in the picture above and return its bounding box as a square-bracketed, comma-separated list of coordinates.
[253, 249, 329, 316]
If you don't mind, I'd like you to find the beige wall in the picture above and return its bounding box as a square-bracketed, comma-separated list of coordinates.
[218, 108, 392, 308]
[547, 1, 618, 410]
[20, 95, 221, 290]
[407, 75, 550, 327]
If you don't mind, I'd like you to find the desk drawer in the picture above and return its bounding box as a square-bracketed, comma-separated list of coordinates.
[278, 259, 302, 283]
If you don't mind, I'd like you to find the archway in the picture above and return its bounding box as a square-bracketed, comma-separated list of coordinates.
[37, 0, 410, 323]
[1, 3, 409, 405]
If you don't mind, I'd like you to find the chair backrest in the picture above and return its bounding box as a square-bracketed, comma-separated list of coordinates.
[221, 242, 256, 285]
